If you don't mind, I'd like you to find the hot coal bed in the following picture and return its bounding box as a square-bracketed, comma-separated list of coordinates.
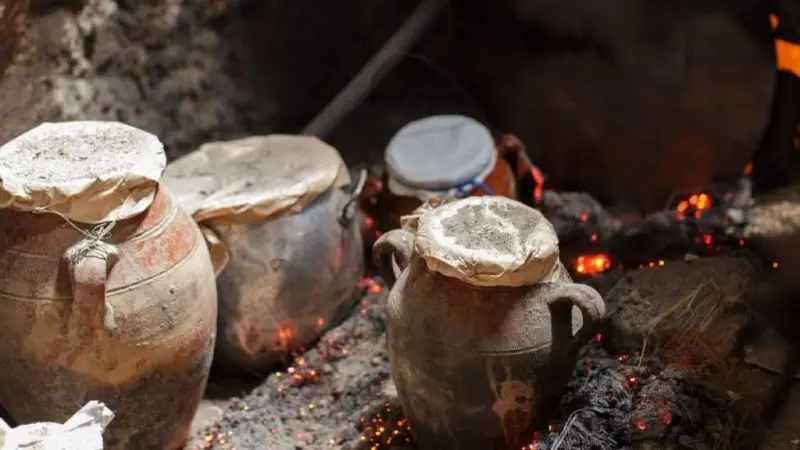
[190, 172, 792, 450]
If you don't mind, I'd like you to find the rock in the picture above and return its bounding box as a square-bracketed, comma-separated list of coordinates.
[745, 183, 800, 242]
[743, 328, 799, 378]
[604, 255, 758, 365]
[0, 0, 454, 163]
[719, 358, 785, 444]
[759, 382, 800, 450]
[743, 182, 800, 344]
[469, 0, 774, 213]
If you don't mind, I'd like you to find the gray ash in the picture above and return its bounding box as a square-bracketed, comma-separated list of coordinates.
[529, 344, 726, 450]
[540, 177, 754, 274]
[194, 279, 728, 450]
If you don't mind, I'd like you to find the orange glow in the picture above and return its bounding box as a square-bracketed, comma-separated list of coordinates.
[530, 167, 545, 205]
[575, 254, 611, 275]
[771, 15, 800, 77]
[360, 277, 383, 295]
[635, 419, 647, 432]
[743, 162, 753, 176]
[676, 193, 712, 220]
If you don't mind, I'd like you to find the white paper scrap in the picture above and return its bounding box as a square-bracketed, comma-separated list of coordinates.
[0, 401, 114, 450]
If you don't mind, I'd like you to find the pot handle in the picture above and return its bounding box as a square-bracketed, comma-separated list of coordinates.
[540, 282, 606, 351]
[339, 168, 368, 226]
[199, 225, 230, 277]
[65, 238, 120, 333]
[372, 229, 415, 287]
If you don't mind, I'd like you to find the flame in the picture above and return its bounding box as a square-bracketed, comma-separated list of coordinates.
[575, 254, 611, 275]
[771, 14, 800, 77]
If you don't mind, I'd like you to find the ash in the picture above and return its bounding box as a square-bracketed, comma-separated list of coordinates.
[194, 279, 726, 450]
[531, 344, 725, 450]
[541, 177, 753, 271]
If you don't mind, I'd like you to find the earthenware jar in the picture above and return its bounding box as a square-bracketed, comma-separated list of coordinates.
[0, 121, 218, 449]
[360, 115, 537, 234]
[162, 135, 364, 374]
[374, 196, 605, 450]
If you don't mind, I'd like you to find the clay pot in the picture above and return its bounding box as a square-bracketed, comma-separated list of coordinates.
[0, 121, 218, 450]
[373, 197, 605, 450]
[161, 134, 365, 374]
[209, 187, 364, 373]
[360, 131, 536, 234]
[0, 189, 217, 449]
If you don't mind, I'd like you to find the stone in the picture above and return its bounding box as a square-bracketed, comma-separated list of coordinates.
[604, 255, 758, 364]
[759, 382, 800, 450]
[743, 182, 800, 343]
[743, 328, 799, 378]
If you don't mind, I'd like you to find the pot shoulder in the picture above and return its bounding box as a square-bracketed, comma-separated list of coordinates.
[387, 259, 584, 356]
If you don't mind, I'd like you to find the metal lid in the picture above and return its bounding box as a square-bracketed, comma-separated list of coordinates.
[385, 115, 495, 194]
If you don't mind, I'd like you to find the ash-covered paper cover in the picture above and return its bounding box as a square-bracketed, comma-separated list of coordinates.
[161, 135, 351, 224]
[0, 121, 166, 224]
[415, 196, 561, 287]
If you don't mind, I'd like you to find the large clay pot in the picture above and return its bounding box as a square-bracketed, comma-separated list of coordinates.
[373, 197, 605, 450]
[0, 122, 217, 449]
[0, 189, 217, 449]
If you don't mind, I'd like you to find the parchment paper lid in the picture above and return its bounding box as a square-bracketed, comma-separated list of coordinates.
[0, 121, 166, 224]
[161, 134, 351, 225]
[415, 196, 561, 287]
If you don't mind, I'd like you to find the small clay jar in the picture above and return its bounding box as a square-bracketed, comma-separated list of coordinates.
[374, 197, 605, 450]
[0, 121, 218, 449]
[360, 116, 536, 234]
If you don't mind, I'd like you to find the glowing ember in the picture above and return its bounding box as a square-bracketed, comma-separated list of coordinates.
[358, 403, 413, 449]
[660, 409, 673, 426]
[575, 254, 611, 275]
[675, 193, 712, 220]
[635, 419, 647, 432]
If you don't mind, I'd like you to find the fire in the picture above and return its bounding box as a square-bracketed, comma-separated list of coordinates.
[771, 14, 800, 77]
[675, 193, 712, 220]
[575, 254, 611, 275]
